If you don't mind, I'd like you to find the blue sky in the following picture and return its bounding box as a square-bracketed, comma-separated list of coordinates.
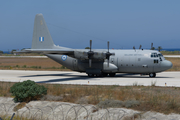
[0, 0, 180, 51]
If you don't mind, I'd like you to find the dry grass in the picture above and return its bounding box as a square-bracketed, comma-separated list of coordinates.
[44, 85, 180, 114]
[2, 81, 180, 114]
[0, 82, 13, 97]
[161, 51, 180, 55]
[0, 58, 70, 71]
[166, 58, 180, 71]
[1, 115, 37, 120]
[13, 102, 26, 111]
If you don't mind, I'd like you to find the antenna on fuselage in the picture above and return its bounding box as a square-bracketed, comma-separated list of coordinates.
[133, 46, 136, 52]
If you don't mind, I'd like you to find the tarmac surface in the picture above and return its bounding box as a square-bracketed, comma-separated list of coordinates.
[0, 70, 180, 87]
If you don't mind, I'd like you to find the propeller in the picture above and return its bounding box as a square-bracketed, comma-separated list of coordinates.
[87, 40, 114, 67]
[87, 40, 94, 67]
[139, 45, 142, 49]
[105, 41, 114, 67]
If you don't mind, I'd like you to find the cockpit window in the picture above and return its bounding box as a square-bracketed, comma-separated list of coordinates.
[151, 53, 158, 58]
[158, 54, 163, 57]
[158, 53, 165, 61]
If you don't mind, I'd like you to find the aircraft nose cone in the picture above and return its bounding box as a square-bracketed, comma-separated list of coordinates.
[161, 60, 173, 71]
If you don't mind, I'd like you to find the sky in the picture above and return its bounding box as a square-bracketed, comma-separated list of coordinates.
[0, 0, 180, 51]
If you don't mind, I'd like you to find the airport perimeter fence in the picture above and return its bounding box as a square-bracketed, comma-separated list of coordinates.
[0, 102, 171, 120]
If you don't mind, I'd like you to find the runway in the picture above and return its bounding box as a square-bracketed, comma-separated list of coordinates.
[0, 70, 180, 87]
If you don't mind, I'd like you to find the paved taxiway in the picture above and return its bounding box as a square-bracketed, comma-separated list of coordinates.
[0, 70, 180, 87]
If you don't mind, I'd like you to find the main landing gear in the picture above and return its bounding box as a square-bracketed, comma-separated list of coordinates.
[87, 73, 116, 77]
[149, 73, 156, 78]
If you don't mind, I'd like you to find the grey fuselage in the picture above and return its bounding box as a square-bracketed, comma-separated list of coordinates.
[46, 49, 172, 74]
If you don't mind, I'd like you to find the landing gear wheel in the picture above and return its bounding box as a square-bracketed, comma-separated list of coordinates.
[88, 74, 94, 77]
[109, 73, 116, 77]
[149, 73, 156, 78]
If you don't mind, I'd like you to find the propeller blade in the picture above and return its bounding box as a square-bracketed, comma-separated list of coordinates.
[87, 40, 94, 67]
[139, 45, 142, 49]
[108, 41, 109, 52]
[151, 43, 153, 49]
[106, 41, 111, 67]
[107, 59, 109, 67]
[89, 59, 92, 67]
[90, 40, 92, 51]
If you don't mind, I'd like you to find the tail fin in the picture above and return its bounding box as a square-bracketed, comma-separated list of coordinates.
[31, 14, 54, 49]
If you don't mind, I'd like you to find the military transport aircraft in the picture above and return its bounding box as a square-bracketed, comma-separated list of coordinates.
[16, 14, 173, 77]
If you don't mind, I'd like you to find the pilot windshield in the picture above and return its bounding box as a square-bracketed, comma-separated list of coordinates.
[151, 53, 158, 57]
[158, 53, 165, 61]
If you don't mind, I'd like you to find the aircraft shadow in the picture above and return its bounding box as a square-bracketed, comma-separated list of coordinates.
[20, 73, 173, 84]
[21, 73, 78, 77]
[36, 77, 92, 83]
[23, 74, 172, 79]
[21, 73, 92, 83]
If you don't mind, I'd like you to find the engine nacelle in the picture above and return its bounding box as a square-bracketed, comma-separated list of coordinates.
[74, 51, 106, 60]
[74, 51, 88, 60]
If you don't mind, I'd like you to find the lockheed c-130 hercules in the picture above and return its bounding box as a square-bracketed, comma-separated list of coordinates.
[15, 14, 173, 78]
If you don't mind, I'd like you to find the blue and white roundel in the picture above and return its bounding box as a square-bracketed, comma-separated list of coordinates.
[61, 55, 67, 61]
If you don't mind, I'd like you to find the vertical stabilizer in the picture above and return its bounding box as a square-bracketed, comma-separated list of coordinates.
[31, 14, 54, 49]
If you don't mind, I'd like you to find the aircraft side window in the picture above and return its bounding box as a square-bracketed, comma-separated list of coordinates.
[154, 59, 158, 63]
[153, 54, 156, 57]
[151, 53, 155, 57]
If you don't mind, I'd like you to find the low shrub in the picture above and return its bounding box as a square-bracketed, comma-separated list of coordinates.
[16, 65, 19, 68]
[22, 65, 26, 68]
[30, 66, 38, 69]
[61, 65, 66, 69]
[10, 80, 47, 102]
